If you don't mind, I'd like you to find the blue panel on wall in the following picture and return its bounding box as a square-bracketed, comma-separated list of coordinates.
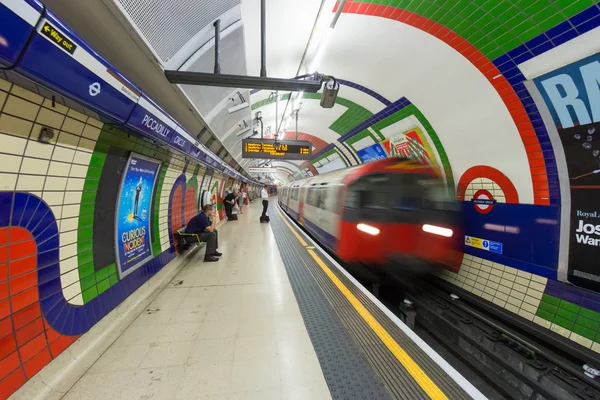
[462, 202, 560, 278]
[126, 95, 177, 144]
[16, 11, 139, 123]
[0, 1, 42, 67]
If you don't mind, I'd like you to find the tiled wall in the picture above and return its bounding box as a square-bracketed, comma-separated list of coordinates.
[0, 77, 240, 399]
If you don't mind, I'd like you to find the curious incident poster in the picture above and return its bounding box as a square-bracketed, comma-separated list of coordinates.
[114, 153, 161, 278]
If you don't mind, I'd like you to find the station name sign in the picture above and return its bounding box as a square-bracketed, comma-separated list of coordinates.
[242, 139, 312, 160]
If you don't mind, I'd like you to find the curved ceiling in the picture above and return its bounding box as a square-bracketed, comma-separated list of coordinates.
[43, 0, 600, 190]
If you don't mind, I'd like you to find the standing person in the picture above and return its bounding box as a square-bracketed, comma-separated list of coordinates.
[237, 190, 246, 214]
[224, 190, 237, 220]
[185, 205, 222, 262]
[261, 185, 269, 218]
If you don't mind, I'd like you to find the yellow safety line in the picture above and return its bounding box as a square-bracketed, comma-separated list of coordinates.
[276, 207, 448, 400]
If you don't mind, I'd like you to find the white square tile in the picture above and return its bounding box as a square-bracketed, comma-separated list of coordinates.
[60, 268, 80, 287]
[42, 191, 64, 206]
[63, 191, 82, 204]
[0, 153, 22, 173]
[60, 255, 79, 275]
[73, 150, 92, 165]
[69, 164, 87, 178]
[62, 281, 82, 302]
[25, 140, 54, 159]
[66, 177, 85, 191]
[42, 99, 69, 115]
[56, 131, 80, 149]
[0, 133, 28, 155]
[20, 157, 49, 175]
[82, 125, 101, 141]
[17, 174, 45, 191]
[36, 107, 65, 129]
[52, 146, 75, 163]
[48, 160, 71, 177]
[3, 94, 39, 121]
[0, 173, 17, 190]
[60, 217, 78, 232]
[62, 204, 80, 219]
[44, 176, 68, 191]
[86, 117, 103, 129]
[60, 244, 77, 261]
[60, 230, 78, 246]
[78, 137, 96, 152]
[62, 117, 85, 136]
[67, 109, 87, 122]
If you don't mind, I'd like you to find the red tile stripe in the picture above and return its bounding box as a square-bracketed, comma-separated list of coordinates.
[342, 1, 549, 205]
[456, 166, 520, 204]
[0, 228, 80, 400]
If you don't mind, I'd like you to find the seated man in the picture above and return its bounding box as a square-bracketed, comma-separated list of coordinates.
[186, 204, 222, 262]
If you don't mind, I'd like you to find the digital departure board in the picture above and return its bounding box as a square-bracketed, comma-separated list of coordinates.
[242, 139, 312, 160]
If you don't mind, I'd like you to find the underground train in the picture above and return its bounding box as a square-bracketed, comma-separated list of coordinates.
[278, 158, 463, 281]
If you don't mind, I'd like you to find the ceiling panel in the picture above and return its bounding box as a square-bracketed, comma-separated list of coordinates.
[116, 0, 240, 63]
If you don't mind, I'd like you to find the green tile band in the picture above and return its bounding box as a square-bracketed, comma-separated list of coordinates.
[356, 0, 595, 60]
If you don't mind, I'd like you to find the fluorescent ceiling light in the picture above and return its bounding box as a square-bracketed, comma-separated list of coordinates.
[422, 224, 453, 238]
[357, 223, 380, 236]
[228, 102, 250, 114]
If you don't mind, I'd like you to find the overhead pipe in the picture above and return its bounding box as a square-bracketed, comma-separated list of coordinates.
[330, 0, 347, 29]
[213, 20, 221, 74]
[260, 0, 267, 77]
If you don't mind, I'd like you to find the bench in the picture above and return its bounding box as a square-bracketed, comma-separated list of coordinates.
[174, 226, 203, 253]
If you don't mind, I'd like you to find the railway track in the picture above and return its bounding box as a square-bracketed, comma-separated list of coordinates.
[376, 276, 600, 400]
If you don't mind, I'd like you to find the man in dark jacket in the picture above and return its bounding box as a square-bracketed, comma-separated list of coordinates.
[224, 190, 237, 220]
[186, 205, 222, 262]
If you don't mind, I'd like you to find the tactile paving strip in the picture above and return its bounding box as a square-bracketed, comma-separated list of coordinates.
[270, 204, 473, 400]
[269, 213, 392, 400]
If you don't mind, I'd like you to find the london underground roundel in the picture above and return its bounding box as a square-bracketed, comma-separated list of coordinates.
[472, 189, 496, 214]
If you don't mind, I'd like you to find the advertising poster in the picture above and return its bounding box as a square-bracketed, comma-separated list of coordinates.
[115, 153, 161, 279]
[534, 52, 600, 292]
[357, 142, 388, 163]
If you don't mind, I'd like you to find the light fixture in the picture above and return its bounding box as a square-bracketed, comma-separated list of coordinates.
[357, 223, 380, 236]
[228, 92, 249, 114]
[228, 102, 249, 113]
[422, 224, 453, 238]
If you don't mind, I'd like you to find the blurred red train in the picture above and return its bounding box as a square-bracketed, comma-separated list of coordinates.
[278, 158, 463, 281]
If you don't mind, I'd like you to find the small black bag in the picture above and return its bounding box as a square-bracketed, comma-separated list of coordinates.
[260, 215, 270, 223]
[229, 214, 238, 221]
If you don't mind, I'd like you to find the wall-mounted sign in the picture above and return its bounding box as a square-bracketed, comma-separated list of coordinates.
[242, 139, 312, 160]
[249, 167, 277, 173]
[535, 52, 600, 292]
[357, 142, 387, 163]
[114, 153, 161, 279]
[472, 189, 496, 214]
[465, 236, 503, 254]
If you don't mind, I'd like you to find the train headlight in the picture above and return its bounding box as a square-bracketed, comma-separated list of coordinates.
[357, 223, 380, 236]
[422, 224, 453, 237]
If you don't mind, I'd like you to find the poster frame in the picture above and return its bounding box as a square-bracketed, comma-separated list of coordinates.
[114, 152, 162, 280]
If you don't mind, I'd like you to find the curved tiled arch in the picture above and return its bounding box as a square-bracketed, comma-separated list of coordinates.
[340, 0, 550, 205]
[456, 166, 519, 204]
